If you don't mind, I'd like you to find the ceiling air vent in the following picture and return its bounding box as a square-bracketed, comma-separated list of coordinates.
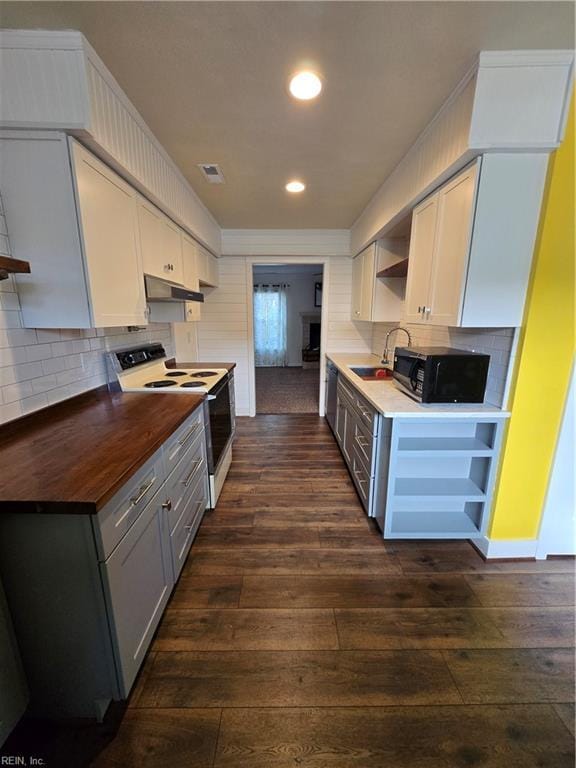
[198, 163, 225, 184]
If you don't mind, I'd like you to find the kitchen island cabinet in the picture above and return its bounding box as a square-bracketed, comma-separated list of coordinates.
[0, 388, 209, 718]
[327, 354, 507, 540]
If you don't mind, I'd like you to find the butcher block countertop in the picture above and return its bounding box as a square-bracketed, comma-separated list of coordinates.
[0, 386, 205, 515]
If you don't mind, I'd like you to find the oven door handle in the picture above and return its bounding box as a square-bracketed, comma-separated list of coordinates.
[208, 376, 229, 399]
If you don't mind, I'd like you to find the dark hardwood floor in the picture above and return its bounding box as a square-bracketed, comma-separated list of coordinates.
[3, 415, 575, 767]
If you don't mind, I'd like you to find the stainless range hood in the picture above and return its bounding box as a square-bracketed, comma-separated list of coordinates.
[144, 274, 204, 303]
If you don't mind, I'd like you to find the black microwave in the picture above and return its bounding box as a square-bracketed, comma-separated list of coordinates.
[393, 346, 490, 403]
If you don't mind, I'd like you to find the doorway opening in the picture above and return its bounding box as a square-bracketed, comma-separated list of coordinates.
[252, 263, 324, 414]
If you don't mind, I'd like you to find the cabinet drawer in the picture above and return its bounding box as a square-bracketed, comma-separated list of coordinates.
[352, 416, 374, 473]
[170, 471, 208, 581]
[164, 428, 207, 533]
[337, 376, 355, 404]
[100, 495, 173, 696]
[350, 447, 372, 513]
[353, 391, 377, 434]
[163, 407, 205, 478]
[94, 448, 165, 560]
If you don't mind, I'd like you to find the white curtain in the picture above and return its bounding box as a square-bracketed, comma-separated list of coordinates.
[253, 283, 288, 367]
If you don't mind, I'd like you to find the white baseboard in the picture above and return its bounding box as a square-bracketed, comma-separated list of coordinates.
[471, 536, 539, 559]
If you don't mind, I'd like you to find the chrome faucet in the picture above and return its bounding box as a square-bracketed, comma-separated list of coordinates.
[381, 326, 412, 366]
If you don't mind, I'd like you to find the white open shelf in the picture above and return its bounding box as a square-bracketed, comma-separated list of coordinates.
[389, 507, 483, 537]
[381, 418, 505, 540]
[397, 437, 493, 456]
[394, 477, 486, 499]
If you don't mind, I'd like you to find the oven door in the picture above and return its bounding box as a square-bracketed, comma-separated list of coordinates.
[205, 374, 233, 473]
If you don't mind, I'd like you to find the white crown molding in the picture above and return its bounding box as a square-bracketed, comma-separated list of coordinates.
[479, 50, 576, 68]
[0, 29, 84, 49]
[221, 229, 351, 257]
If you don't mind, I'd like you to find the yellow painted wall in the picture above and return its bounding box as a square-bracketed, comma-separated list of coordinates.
[489, 98, 575, 540]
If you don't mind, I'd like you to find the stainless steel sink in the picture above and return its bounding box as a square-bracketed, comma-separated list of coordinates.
[349, 366, 393, 380]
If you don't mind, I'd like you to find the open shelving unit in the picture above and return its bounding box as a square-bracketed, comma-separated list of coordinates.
[376, 258, 408, 279]
[382, 418, 505, 539]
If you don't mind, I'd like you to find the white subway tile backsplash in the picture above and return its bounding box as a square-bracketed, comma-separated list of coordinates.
[0, 328, 38, 348]
[0, 293, 20, 311]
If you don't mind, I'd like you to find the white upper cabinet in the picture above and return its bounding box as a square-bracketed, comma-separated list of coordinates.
[404, 153, 548, 327]
[351, 249, 364, 319]
[403, 196, 438, 323]
[196, 244, 219, 288]
[71, 142, 147, 327]
[182, 234, 201, 322]
[427, 164, 478, 326]
[137, 198, 184, 285]
[1, 134, 147, 328]
[351, 242, 405, 323]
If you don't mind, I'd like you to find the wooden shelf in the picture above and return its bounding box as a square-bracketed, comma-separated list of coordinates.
[376, 258, 408, 279]
[0, 255, 31, 280]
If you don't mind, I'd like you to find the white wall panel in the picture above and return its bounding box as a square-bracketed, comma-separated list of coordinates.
[351, 73, 476, 255]
[0, 30, 221, 254]
[195, 255, 370, 416]
[222, 229, 351, 257]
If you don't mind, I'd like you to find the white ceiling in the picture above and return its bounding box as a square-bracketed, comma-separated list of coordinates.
[1, 2, 573, 229]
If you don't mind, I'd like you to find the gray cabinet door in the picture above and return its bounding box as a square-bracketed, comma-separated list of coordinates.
[342, 400, 355, 466]
[100, 495, 173, 696]
[335, 392, 347, 448]
[0, 582, 27, 746]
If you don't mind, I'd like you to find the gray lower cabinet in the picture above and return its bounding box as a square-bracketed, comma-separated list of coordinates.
[334, 377, 390, 518]
[100, 492, 172, 696]
[332, 373, 503, 540]
[0, 406, 208, 719]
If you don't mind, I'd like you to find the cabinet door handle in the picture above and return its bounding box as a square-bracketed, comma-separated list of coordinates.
[184, 501, 205, 530]
[162, 499, 172, 511]
[356, 435, 369, 447]
[182, 459, 203, 488]
[179, 423, 202, 448]
[417, 305, 422, 313]
[129, 477, 156, 508]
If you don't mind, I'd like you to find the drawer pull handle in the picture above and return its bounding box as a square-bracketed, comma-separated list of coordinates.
[129, 477, 156, 508]
[184, 501, 205, 530]
[178, 423, 202, 448]
[161, 499, 172, 511]
[182, 459, 203, 488]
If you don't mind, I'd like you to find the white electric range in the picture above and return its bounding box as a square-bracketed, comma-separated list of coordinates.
[107, 343, 234, 507]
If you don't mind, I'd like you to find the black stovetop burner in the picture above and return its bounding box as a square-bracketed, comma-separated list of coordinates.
[145, 380, 178, 388]
[191, 371, 218, 377]
[165, 371, 188, 377]
[180, 381, 206, 388]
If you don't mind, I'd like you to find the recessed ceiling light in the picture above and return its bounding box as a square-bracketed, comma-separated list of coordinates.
[289, 71, 322, 100]
[286, 180, 306, 193]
